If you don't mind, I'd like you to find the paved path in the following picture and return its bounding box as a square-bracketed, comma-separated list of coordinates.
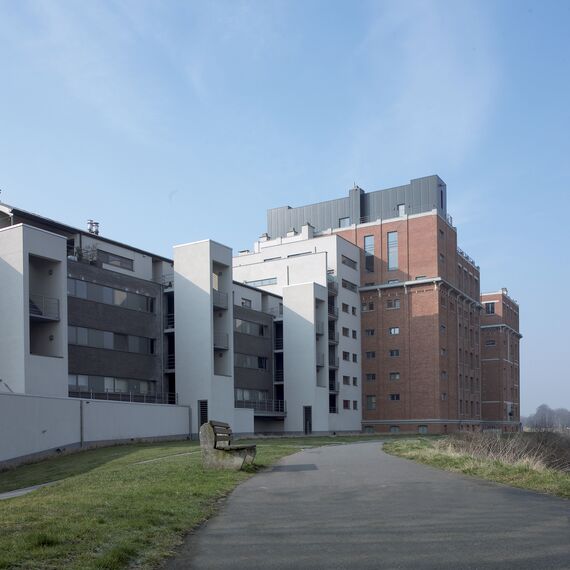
[0, 481, 58, 501]
[168, 442, 570, 569]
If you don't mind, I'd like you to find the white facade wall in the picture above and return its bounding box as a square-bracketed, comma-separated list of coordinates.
[0, 392, 190, 465]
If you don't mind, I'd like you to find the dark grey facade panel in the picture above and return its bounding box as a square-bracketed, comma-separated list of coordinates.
[267, 175, 447, 238]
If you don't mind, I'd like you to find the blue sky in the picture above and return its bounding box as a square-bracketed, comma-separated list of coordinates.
[1, 0, 568, 414]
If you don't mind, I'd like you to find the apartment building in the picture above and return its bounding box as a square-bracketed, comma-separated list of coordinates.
[480, 290, 521, 431]
[264, 175, 514, 433]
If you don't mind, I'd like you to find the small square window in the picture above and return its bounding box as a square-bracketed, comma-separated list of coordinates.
[366, 373, 376, 382]
[388, 327, 400, 335]
[343, 375, 350, 385]
[352, 330, 357, 339]
[352, 377, 358, 386]
[343, 399, 350, 410]
[389, 393, 400, 401]
[342, 351, 350, 361]
[389, 372, 400, 381]
[366, 351, 376, 359]
[365, 329, 375, 336]
[389, 349, 400, 357]
[342, 303, 349, 313]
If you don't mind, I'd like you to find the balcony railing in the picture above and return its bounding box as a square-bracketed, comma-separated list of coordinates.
[329, 380, 339, 392]
[166, 354, 175, 369]
[327, 275, 338, 295]
[329, 357, 339, 369]
[316, 353, 325, 367]
[328, 306, 338, 319]
[328, 331, 339, 344]
[165, 313, 175, 329]
[235, 398, 287, 415]
[29, 294, 60, 321]
[213, 289, 228, 309]
[329, 406, 338, 414]
[274, 370, 284, 382]
[213, 332, 229, 350]
[69, 390, 178, 405]
[274, 337, 284, 350]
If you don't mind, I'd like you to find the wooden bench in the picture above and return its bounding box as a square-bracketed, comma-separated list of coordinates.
[199, 420, 256, 470]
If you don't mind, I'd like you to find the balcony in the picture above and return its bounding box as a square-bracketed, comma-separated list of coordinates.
[327, 275, 338, 295]
[274, 370, 284, 383]
[69, 389, 178, 405]
[161, 273, 174, 288]
[328, 306, 338, 320]
[274, 337, 283, 350]
[165, 354, 175, 370]
[165, 313, 175, 329]
[329, 380, 339, 393]
[329, 406, 338, 414]
[235, 398, 287, 417]
[213, 332, 229, 350]
[328, 331, 339, 344]
[329, 357, 339, 369]
[29, 294, 60, 321]
[213, 289, 228, 310]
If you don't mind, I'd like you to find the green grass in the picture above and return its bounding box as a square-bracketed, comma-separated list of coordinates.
[383, 437, 570, 499]
[0, 435, 382, 569]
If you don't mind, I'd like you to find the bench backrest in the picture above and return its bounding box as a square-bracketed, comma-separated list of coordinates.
[210, 421, 233, 449]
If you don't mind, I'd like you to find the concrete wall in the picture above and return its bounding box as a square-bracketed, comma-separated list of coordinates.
[0, 392, 190, 466]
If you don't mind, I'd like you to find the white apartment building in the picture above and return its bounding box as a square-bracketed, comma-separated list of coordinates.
[233, 224, 362, 433]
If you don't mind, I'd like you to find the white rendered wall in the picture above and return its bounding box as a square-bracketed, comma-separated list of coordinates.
[0, 392, 190, 465]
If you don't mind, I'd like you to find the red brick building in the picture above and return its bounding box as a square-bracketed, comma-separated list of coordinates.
[480, 290, 521, 431]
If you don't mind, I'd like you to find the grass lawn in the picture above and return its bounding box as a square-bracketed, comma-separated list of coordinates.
[383, 437, 570, 499]
[0, 434, 381, 569]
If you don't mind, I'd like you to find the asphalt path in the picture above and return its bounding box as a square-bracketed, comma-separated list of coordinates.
[167, 441, 570, 569]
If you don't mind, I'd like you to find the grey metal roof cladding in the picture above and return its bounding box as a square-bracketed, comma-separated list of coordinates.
[266, 175, 447, 238]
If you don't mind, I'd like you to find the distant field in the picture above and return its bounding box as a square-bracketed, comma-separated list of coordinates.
[384, 432, 570, 500]
[0, 434, 382, 569]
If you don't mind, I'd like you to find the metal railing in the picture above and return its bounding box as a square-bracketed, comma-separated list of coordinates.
[166, 354, 175, 369]
[234, 399, 287, 414]
[161, 273, 174, 288]
[329, 357, 339, 369]
[359, 216, 369, 224]
[69, 390, 178, 405]
[213, 289, 228, 309]
[457, 247, 479, 269]
[267, 306, 283, 318]
[328, 331, 339, 343]
[329, 406, 338, 414]
[329, 380, 339, 392]
[274, 370, 284, 382]
[274, 337, 284, 350]
[29, 294, 60, 320]
[213, 332, 229, 350]
[328, 306, 338, 319]
[165, 313, 175, 329]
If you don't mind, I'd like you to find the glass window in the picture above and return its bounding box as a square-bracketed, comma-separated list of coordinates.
[366, 395, 377, 410]
[365, 329, 375, 336]
[68, 326, 77, 344]
[387, 231, 398, 271]
[386, 299, 400, 309]
[114, 289, 128, 307]
[67, 278, 75, 296]
[352, 353, 358, 363]
[485, 302, 495, 314]
[343, 399, 350, 410]
[366, 351, 376, 359]
[389, 349, 400, 357]
[353, 400, 358, 410]
[389, 394, 400, 401]
[341, 255, 357, 270]
[77, 327, 88, 346]
[397, 204, 405, 216]
[389, 372, 400, 381]
[366, 373, 376, 382]
[343, 375, 350, 385]
[98, 250, 134, 271]
[75, 280, 87, 299]
[114, 333, 128, 351]
[364, 235, 374, 272]
[389, 327, 400, 335]
[241, 298, 252, 308]
[352, 330, 357, 339]
[341, 279, 357, 292]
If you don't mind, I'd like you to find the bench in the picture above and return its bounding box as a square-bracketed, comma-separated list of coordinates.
[199, 420, 256, 470]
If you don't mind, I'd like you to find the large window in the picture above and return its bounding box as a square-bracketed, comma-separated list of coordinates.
[234, 318, 267, 337]
[341, 279, 357, 293]
[235, 388, 268, 401]
[68, 326, 155, 355]
[68, 374, 155, 395]
[366, 395, 377, 410]
[341, 255, 357, 270]
[364, 235, 374, 272]
[68, 278, 154, 313]
[386, 299, 400, 309]
[485, 302, 496, 314]
[234, 353, 268, 369]
[98, 250, 134, 271]
[244, 277, 277, 288]
[387, 231, 398, 271]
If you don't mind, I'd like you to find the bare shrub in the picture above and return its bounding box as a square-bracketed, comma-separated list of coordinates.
[437, 432, 570, 473]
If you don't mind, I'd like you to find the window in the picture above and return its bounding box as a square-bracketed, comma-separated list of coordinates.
[234, 319, 267, 337]
[245, 277, 277, 288]
[388, 279, 400, 284]
[366, 395, 377, 410]
[353, 400, 358, 410]
[341, 303, 349, 313]
[352, 353, 358, 363]
[342, 351, 350, 361]
[343, 375, 350, 385]
[234, 353, 268, 369]
[364, 235, 374, 272]
[352, 330, 357, 339]
[387, 231, 398, 270]
[389, 372, 400, 381]
[441, 348, 447, 356]
[389, 426, 400, 433]
[389, 349, 400, 357]
[440, 324, 446, 334]
[343, 399, 350, 410]
[397, 204, 405, 217]
[418, 425, 428, 434]
[98, 250, 134, 271]
[366, 373, 376, 382]
[485, 302, 495, 314]
[441, 392, 448, 401]
[388, 327, 400, 335]
[68, 326, 155, 355]
[361, 301, 374, 312]
[415, 276, 426, 280]
[389, 394, 400, 401]
[386, 299, 400, 309]
[352, 377, 358, 386]
[485, 339, 496, 346]
[365, 351, 376, 359]
[341, 255, 357, 270]
[365, 329, 375, 336]
[241, 298, 252, 308]
[342, 279, 357, 292]
[351, 306, 357, 316]
[439, 253, 445, 263]
[342, 327, 349, 337]
[440, 371, 448, 380]
[339, 217, 350, 228]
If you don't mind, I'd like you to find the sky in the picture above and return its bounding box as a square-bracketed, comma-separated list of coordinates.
[0, 0, 568, 415]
